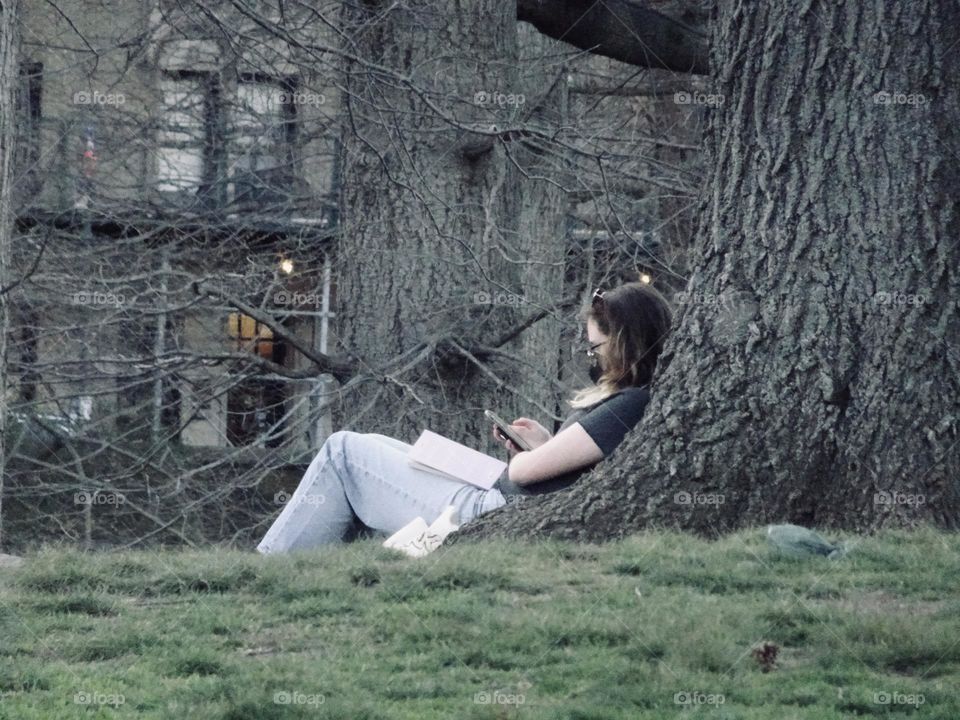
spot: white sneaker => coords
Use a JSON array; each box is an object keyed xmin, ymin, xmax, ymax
[
  {"xmin": 426, "ymin": 505, "xmax": 460, "ymax": 539},
  {"xmin": 382, "ymin": 516, "xmax": 429, "ymax": 556},
  {"xmin": 382, "ymin": 505, "xmax": 460, "ymax": 558}
]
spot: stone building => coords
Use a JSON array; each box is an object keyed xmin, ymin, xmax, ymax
[{"xmin": 9, "ymin": 0, "xmax": 342, "ymax": 460}]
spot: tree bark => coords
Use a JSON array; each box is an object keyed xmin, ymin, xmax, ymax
[
  {"xmin": 510, "ymin": 25, "xmax": 570, "ymax": 427},
  {"xmin": 452, "ymin": 0, "xmax": 960, "ymax": 543},
  {"xmin": 0, "ymin": 0, "xmax": 20, "ymax": 548},
  {"xmin": 336, "ymin": 0, "xmax": 565, "ymax": 446}
]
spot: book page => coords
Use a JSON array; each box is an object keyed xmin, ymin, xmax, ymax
[
  {"xmin": 407, "ymin": 459, "xmax": 460, "ymax": 483},
  {"xmin": 407, "ymin": 430, "xmax": 507, "ymax": 490}
]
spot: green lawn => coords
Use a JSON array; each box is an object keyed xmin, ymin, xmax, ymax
[{"xmin": 1, "ymin": 527, "xmax": 957, "ymax": 719}]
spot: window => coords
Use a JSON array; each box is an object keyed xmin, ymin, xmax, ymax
[
  {"xmin": 230, "ymin": 75, "xmax": 296, "ymax": 205},
  {"xmin": 15, "ymin": 61, "xmax": 43, "ymax": 199},
  {"xmin": 225, "ymin": 312, "xmax": 287, "ymax": 447},
  {"xmin": 227, "ymin": 312, "xmax": 275, "ymax": 359},
  {"xmin": 156, "ymin": 71, "xmax": 224, "ymax": 205},
  {"xmin": 15, "ymin": 307, "xmax": 40, "ymax": 403}
]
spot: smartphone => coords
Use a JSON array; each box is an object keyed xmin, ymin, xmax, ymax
[{"xmin": 484, "ymin": 409, "xmax": 533, "ymax": 452}]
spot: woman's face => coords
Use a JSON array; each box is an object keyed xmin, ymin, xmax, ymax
[{"xmin": 586, "ymin": 317, "xmax": 609, "ymax": 362}]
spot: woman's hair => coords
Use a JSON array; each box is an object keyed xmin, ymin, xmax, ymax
[{"xmin": 568, "ymin": 281, "xmax": 674, "ymax": 408}]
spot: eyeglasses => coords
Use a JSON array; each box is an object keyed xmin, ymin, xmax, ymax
[
  {"xmin": 586, "ymin": 340, "xmax": 606, "ymax": 359},
  {"xmin": 592, "ymin": 288, "xmax": 606, "ymax": 310}
]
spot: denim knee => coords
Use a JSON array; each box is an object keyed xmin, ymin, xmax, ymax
[{"xmin": 324, "ymin": 430, "xmax": 355, "ymax": 456}]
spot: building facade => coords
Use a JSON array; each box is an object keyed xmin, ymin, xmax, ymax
[{"xmin": 10, "ymin": 0, "xmax": 342, "ymax": 459}]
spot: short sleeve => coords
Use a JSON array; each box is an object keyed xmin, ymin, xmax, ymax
[{"xmin": 577, "ymin": 387, "xmax": 651, "ymax": 456}]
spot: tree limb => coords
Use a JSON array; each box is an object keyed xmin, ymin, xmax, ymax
[{"xmin": 517, "ymin": 0, "xmax": 709, "ymax": 75}]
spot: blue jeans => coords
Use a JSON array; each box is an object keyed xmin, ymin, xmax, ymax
[{"xmin": 256, "ymin": 431, "xmax": 508, "ymax": 554}]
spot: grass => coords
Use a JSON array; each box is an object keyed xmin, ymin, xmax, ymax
[{"xmin": 0, "ymin": 526, "xmax": 958, "ymax": 718}]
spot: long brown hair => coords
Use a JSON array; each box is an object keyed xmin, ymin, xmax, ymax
[{"xmin": 569, "ymin": 281, "xmax": 674, "ymax": 408}]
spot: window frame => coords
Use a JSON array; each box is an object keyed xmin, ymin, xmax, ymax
[{"xmin": 155, "ymin": 69, "xmax": 226, "ymax": 205}]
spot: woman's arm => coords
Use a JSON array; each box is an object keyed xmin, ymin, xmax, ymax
[{"xmin": 506, "ymin": 422, "xmax": 604, "ymax": 486}]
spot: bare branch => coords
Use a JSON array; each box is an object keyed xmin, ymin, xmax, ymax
[{"xmin": 517, "ymin": 0, "xmax": 709, "ymax": 74}]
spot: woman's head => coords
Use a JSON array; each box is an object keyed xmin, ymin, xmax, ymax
[{"xmin": 570, "ymin": 281, "xmax": 674, "ymax": 408}]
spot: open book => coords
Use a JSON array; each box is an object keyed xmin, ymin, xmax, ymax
[{"xmin": 407, "ymin": 430, "xmax": 507, "ymax": 490}]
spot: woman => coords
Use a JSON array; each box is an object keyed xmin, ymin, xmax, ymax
[{"xmin": 256, "ymin": 281, "xmax": 672, "ymax": 554}]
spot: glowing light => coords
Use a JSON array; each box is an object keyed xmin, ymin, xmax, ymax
[
  {"xmin": 639, "ymin": 273, "xmax": 652, "ymax": 284},
  {"xmin": 280, "ymin": 258, "xmax": 295, "ymax": 274}
]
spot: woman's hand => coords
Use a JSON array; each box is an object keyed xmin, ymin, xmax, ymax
[
  {"xmin": 492, "ymin": 417, "xmax": 553, "ymax": 455},
  {"xmin": 511, "ymin": 418, "xmax": 553, "ymax": 448},
  {"xmin": 492, "ymin": 425, "xmax": 522, "ymax": 456}
]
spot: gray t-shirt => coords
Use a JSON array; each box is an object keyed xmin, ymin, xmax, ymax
[{"xmin": 494, "ymin": 385, "xmax": 652, "ymax": 496}]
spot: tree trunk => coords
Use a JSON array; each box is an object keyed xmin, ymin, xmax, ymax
[
  {"xmin": 0, "ymin": 0, "xmax": 20, "ymax": 548},
  {"xmin": 336, "ymin": 1, "xmax": 565, "ymax": 446},
  {"xmin": 452, "ymin": 0, "xmax": 960, "ymax": 543},
  {"xmin": 510, "ymin": 24, "xmax": 570, "ymax": 426}
]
